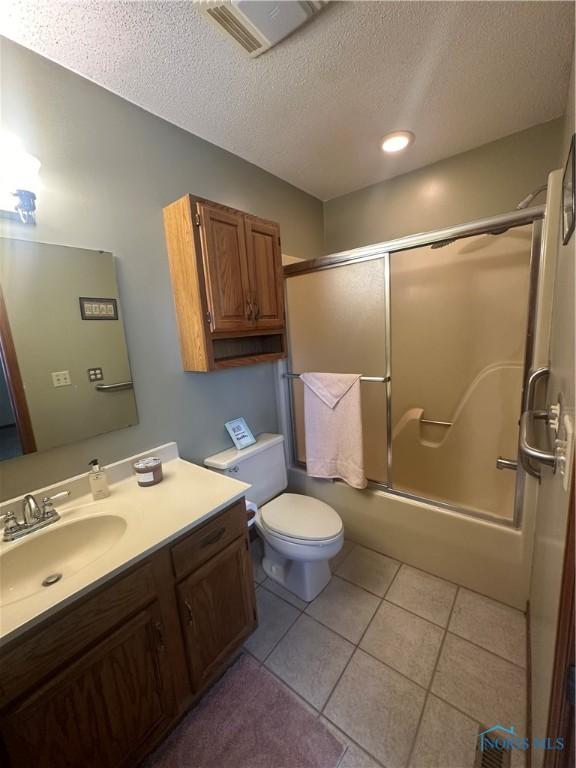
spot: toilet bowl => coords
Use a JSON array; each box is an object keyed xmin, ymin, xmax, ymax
[
  {"xmin": 204, "ymin": 433, "xmax": 344, "ymax": 602},
  {"xmin": 256, "ymin": 493, "xmax": 344, "ymax": 601}
]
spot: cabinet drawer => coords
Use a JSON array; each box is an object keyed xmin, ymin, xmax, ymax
[
  {"xmin": 0, "ymin": 560, "xmax": 157, "ymax": 707},
  {"xmin": 171, "ymin": 500, "xmax": 246, "ymax": 581}
]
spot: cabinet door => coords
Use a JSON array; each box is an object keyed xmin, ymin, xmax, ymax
[
  {"xmin": 1, "ymin": 604, "xmax": 173, "ymax": 768},
  {"xmin": 198, "ymin": 203, "xmax": 253, "ymax": 332},
  {"xmin": 244, "ymin": 216, "xmax": 285, "ymax": 329},
  {"xmin": 177, "ymin": 536, "xmax": 256, "ymax": 692}
]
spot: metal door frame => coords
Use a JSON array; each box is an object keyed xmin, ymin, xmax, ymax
[{"xmin": 283, "ymin": 206, "xmax": 545, "ymax": 529}]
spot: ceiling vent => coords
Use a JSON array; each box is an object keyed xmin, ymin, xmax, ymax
[{"xmin": 204, "ymin": 1, "xmax": 326, "ymax": 57}]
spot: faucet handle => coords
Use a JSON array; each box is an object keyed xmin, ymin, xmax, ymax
[
  {"xmin": 1, "ymin": 511, "xmax": 20, "ymax": 533},
  {"xmin": 41, "ymin": 490, "xmax": 70, "ymax": 518}
]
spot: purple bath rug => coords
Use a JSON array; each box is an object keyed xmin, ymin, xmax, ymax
[{"xmin": 144, "ymin": 653, "xmax": 345, "ymax": 768}]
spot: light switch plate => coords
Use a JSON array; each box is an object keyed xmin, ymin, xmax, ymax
[
  {"xmin": 51, "ymin": 370, "xmax": 71, "ymax": 387},
  {"xmin": 87, "ymin": 367, "xmax": 104, "ymax": 382},
  {"xmin": 561, "ymin": 414, "xmax": 574, "ymax": 492}
]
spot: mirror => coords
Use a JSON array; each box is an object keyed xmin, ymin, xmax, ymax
[{"xmin": 0, "ymin": 238, "xmax": 138, "ymax": 461}]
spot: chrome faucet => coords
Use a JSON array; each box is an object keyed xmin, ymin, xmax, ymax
[{"xmin": 1, "ymin": 490, "xmax": 70, "ymax": 542}]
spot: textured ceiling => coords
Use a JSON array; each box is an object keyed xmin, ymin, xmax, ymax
[{"xmin": 1, "ymin": 1, "xmax": 574, "ymax": 200}]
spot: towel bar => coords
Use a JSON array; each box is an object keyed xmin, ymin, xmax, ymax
[{"xmin": 284, "ymin": 373, "xmax": 389, "ymax": 383}]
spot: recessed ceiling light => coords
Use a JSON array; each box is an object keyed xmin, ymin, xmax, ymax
[{"xmin": 381, "ymin": 131, "xmax": 414, "ymax": 153}]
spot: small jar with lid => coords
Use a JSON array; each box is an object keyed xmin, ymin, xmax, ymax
[{"xmin": 133, "ymin": 457, "xmax": 163, "ymax": 487}]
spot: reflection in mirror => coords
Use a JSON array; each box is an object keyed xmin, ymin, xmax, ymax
[{"xmin": 0, "ymin": 239, "xmax": 138, "ymax": 461}]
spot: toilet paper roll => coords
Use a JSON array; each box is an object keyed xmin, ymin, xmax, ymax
[{"xmin": 245, "ymin": 500, "xmax": 258, "ymax": 527}]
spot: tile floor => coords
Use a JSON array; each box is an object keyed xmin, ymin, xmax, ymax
[{"xmin": 248, "ymin": 538, "xmax": 527, "ymax": 768}]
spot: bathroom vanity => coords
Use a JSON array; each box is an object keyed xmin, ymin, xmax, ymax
[{"xmin": 0, "ymin": 447, "xmax": 256, "ymax": 768}]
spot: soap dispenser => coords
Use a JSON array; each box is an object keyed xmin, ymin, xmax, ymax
[{"xmin": 88, "ymin": 458, "xmax": 110, "ymax": 500}]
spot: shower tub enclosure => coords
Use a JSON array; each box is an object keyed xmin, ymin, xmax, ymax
[{"xmin": 283, "ymin": 209, "xmax": 544, "ymax": 528}]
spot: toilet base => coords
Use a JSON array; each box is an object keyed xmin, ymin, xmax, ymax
[{"xmin": 261, "ymin": 539, "xmax": 332, "ymax": 602}]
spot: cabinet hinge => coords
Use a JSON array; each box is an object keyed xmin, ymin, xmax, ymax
[
  {"xmin": 194, "ymin": 213, "xmax": 201, "ymax": 226},
  {"xmin": 206, "ymin": 310, "xmax": 212, "ymax": 325}
]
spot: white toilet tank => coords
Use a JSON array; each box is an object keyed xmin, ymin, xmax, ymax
[{"xmin": 204, "ymin": 433, "xmax": 288, "ymax": 506}]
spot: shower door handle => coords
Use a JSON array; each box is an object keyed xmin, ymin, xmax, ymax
[
  {"xmin": 519, "ymin": 367, "xmax": 551, "ymax": 480},
  {"xmin": 519, "ymin": 410, "xmax": 557, "ymax": 470}
]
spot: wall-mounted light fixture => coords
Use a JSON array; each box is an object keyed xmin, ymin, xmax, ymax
[{"xmin": 0, "ymin": 132, "xmax": 41, "ymax": 224}]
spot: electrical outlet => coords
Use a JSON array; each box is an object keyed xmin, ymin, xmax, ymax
[{"xmin": 51, "ymin": 370, "xmax": 71, "ymax": 387}]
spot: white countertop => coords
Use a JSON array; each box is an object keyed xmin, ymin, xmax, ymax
[{"xmin": 0, "ymin": 453, "xmax": 249, "ymax": 646}]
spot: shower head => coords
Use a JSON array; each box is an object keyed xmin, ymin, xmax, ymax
[
  {"xmin": 430, "ymin": 227, "xmax": 510, "ymax": 250},
  {"xmin": 516, "ymin": 184, "xmax": 547, "ymax": 210},
  {"xmin": 430, "ymin": 239, "xmax": 455, "ymax": 249}
]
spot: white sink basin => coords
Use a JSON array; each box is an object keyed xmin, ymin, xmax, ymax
[{"xmin": 0, "ymin": 514, "xmax": 127, "ymax": 606}]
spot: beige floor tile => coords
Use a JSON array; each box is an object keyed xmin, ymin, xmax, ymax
[
  {"xmin": 321, "ymin": 717, "xmax": 383, "ymax": 768},
  {"xmin": 431, "ymin": 634, "xmax": 526, "ymax": 733},
  {"xmin": 266, "ymin": 614, "xmax": 354, "ymax": 709},
  {"xmin": 261, "ymin": 577, "xmax": 309, "ymax": 610},
  {"xmin": 339, "ymin": 742, "xmax": 383, "ymax": 768},
  {"xmin": 360, "ymin": 601, "xmax": 444, "ymax": 687},
  {"xmin": 331, "ymin": 539, "xmax": 355, "ymax": 571},
  {"xmin": 336, "ymin": 545, "xmax": 400, "ymax": 596},
  {"xmin": 244, "ymin": 587, "xmax": 299, "ymax": 661},
  {"xmin": 449, "ymin": 589, "xmax": 527, "ymax": 667},
  {"xmin": 324, "ymin": 650, "xmax": 426, "ymax": 768},
  {"xmin": 409, "ymin": 694, "xmax": 478, "ymax": 768},
  {"xmin": 386, "ymin": 566, "xmax": 457, "ymax": 627},
  {"xmin": 306, "ymin": 577, "xmax": 380, "ymax": 643},
  {"xmin": 250, "ymin": 538, "xmax": 266, "ymax": 583}
]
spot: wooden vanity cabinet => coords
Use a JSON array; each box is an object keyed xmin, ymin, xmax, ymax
[
  {"xmin": 163, "ymin": 195, "xmax": 286, "ymax": 371},
  {"xmin": 1, "ymin": 604, "xmax": 173, "ymax": 768},
  {"xmin": 0, "ymin": 499, "xmax": 256, "ymax": 768},
  {"xmin": 177, "ymin": 536, "xmax": 256, "ymax": 692}
]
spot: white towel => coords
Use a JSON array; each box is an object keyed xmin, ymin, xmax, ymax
[{"xmin": 300, "ymin": 372, "xmax": 367, "ymax": 490}]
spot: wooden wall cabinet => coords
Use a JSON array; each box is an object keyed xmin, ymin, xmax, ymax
[
  {"xmin": 0, "ymin": 500, "xmax": 256, "ymax": 768},
  {"xmin": 163, "ymin": 195, "xmax": 287, "ymax": 371}
]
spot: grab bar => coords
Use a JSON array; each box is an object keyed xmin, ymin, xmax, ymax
[
  {"xmin": 524, "ymin": 366, "xmax": 550, "ymax": 410},
  {"xmin": 519, "ymin": 366, "xmax": 550, "ymax": 479},
  {"xmin": 519, "ymin": 410, "xmax": 556, "ymax": 470},
  {"xmin": 284, "ymin": 373, "xmax": 389, "ymax": 383},
  {"xmin": 420, "ymin": 417, "xmax": 452, "ymax": 427},
  {"xmin": 95, "ymin": 381, "xmax": 134, "ymax": 392}
]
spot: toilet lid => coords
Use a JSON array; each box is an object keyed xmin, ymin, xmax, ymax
[{"xmin": 261, "ymin": 494, "xmax": 343, "ymax": 541}]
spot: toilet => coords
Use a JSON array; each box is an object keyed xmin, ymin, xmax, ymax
[{"xmin": 204, "ymin": 433, "xmax": 343, "ymax": 601}]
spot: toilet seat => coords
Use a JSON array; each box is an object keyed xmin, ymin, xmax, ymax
[{"xmin": 260, "ymin": 493, "xmax": 343, "ymax": 542}]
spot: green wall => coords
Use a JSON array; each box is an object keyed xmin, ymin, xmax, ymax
[
  {"xmin": 0, "ymin": 35, "xmax": 569, "ymax": 500},
  {"xmin": 0, "ymin": 38, "xmax": 323, "ymax": 499},
  {"xmin": 323, "ymin": 119, "xmax": 564, "ymax": 254}
]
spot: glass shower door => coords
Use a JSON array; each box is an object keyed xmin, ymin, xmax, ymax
[
  {"xmin": 389, "ymin": 225, "xmax": 533, "ymax": 520},
  {"xmin": 286, "ymin": 257, "xmax": 388, "ymax": 483}
]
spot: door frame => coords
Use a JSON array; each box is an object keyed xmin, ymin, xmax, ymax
[
  {"xmin": 0, "ymin": 286, "xmax": 36, "ymax": 454},
  {"xmin": 543, "ymin": 472, "xmax": 575, "ymax": 768}
]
